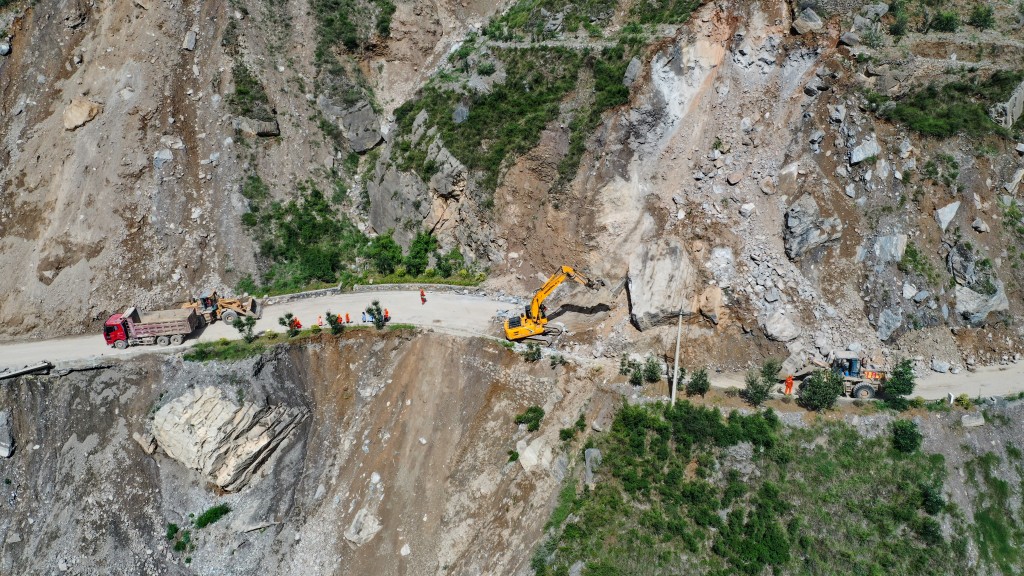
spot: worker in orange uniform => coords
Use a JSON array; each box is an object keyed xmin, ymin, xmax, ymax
[
  {"xmin": 317, "ymin": 315, "xmax": 323, "ymax": 326},
  {"xmin": 293, "ymin": 317, "xmax": 302, "ymax": 330},
  {"xmin": 337, "ymin": 313, "xmax": 343, "ymax": 324},
  {"xmin": 384, "ymin": 308, "xmax": 390, "ymax": 322},
  {"xmin": 420, "ymin": 288, "xmax": 426, "ymax": 305},
  {"xmin": 784, "ymin": 374, "xmax": 794, "ymax": 395},
  {"xmin": 345, "ymin": 313, "xmax": 351, "ymax": 324}
]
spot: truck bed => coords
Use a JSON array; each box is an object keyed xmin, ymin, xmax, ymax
[
  {"xmin": 126, "ymin": 307, "xmax": 200, "ymax": 338},
  {"xmin": 138, "ymin": 308, "xmax": 194, "ymax": 323}
]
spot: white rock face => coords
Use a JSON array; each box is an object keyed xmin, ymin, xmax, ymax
[
  {"xmin": 627, "ymin": 238, "xmax": 698, "ymax": 330},
  {"xmin": 850, "ymin": 137, "xmax": 881, "ymax": 164},
  {"xmin": 0, "ymin": 410, "xmax": 14, "ymax": 458},
  {"xmin": 152, "ymin": 386, "xmax": 306, "ymax": 491}
]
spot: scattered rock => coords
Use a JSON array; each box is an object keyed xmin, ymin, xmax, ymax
[
  {"xmin": 453, "ymin": 103, "xmax": 469, "ymax": 124},
  {"xmin": 62, "ymin": 98, "xmax": 102, "ymax": 130},
  {"xmin": 913, "ymin": 290, "xmax": 930, "ymax": 303},
  {"xmin": 1016, "ymin": 142, "xmax": 1024, "ymax": 154},
  {"xmin": 792, "ymin": 8, "xmax": 823, "ymax": 34},
  {"xmin": 829, "ymin": 104, "xmax": 847, "ymax": 123},
  {"xmin": 759, "ymin": 177, "xmax": 776, "ymax": 195},
  {"xmin": 0, "ymin": 410, "xmax": 13, "ymax": 458},
  {"xmin": 873, "ymin": 234, "xmax": 907, "ymax": 263},
  {"xmin": 777, "ymin": 162, "xmax": 799, "ymax": 195},
  {"xmin": 739, "ymin": 203, "xmax": 755, "ymax": 217},
  {"xmin": 764, "ymin": 287, "xmax": 780, "ymax": 303},
  {"xmin": 623, "ymin": 57, "xmax": 642, "ymax": 87},
  {"xmin": 961, "ymin": 413, "xmax": 985, "ymax": 428},
  {"xmin": 972, "ymin": 218, "xmax": 990, "ymax": 233},
  {"xmin": 876, "ymin": 308, "xmax": 902, "ymax": 341},
  {"xmin": 697, "ymin": 286, "xmax": 725, "ymax": 325},
  {"xmin": 931, "ymin": 359, "xmax": 950, "ymax": 373},
  {"xmin": 850, "ymin": 136, "xmax": 881, "ymax": 164},
  {"xmin": 761, "ymin": 310, "xmax": 800, "ymax": 342},
  {"xmin": 584, "ymin": 448, "xmax": 602, "ymax": 485},
  {"xmin": 784, "ymin": 194, "xmax": 843, "ymax": 260},
  {"xmin": 182, "ymin": 30, "xmax": 197, "ymax": 51},
  {"xmin": 344, "ymin": 509, "xmax": 382, "ymax": 546},
  {"xmin": 233, "ymin": 117, "xmax": 280, "ymax": 138},
  {"xmin": 317, "ymin": 97, "xmax": 381, "ymax": 152},
  {"xmin": 934, "ymin": 201, "xmax": 960, "ymax": 232},
  {"xmin": 152, "ymin": 386, "xmax": 306, "ymax": 491},
  {"xmin": 861, "ymin": 3, "xmax": 889, "ymax": 19},
  {"xmin": 0, "ymin": 42, "xmax": 10, "ymax": 57},
  {"xmin": 153, "ymin": 149, "xmax": 173, "ymax": 168},
  {"xmin": 839, "ymin": 32, "xmax": 860, "ymax": 47},
  {"xmin": 902, "ymin": 282, "xmax": 918, "ymax": 299},
  {"xmin": 955, "ymin": 282, "xmax": 1009, "ymax": 325},
  {"xmin": 400, "ymin": 543, "xmax": 411, "ymax": 556},
  {"xmin": 727, "ymin": 172, "xmax": 743, "ymax": 185},
  {"xmin": 132, "ymin": 431, "xmax": 156, "ymax": 455},
  {"xmin": 845, "ymin": 183, "xmax": 856, "ymax": 198}
]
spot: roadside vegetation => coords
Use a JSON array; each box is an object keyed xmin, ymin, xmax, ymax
[
  {"xmin": 236, "ymin": 175, "xmax": 483, "ymax": 295},
  {"xmin": 533, "ymin": 402, "xmax": 967, "ymax": 575}
]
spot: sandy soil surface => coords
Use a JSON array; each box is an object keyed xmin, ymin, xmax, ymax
[{"xmin": 0, "ymin": 290, "xmax": 511, "ymax": 370}]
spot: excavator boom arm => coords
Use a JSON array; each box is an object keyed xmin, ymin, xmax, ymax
[{"xmin": 528, "ymin": 266, "xmax": 594, "ymax": 320}]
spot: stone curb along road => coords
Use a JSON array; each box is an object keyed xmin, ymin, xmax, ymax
[
  {"xmin": 0, "ymin": 290, "xmax": 513, "ymax": 371},
  {"xmin": 1, "ymin": 289, "xmax": 1023, "ymax": 402}
]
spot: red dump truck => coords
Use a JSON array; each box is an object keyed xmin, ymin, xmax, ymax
[{"xmin": 103, "ymin": 307, "xmax": 200, "ymax": 349}]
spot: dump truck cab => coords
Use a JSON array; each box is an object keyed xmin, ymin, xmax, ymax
[{"xmin": 103, "ymin": 313, "xmax": 129, "ymax": 347}]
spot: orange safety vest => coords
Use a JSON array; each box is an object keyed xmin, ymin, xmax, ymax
[{"xmin": 345, "ymin": 313, "xmax": 351, "ymax": 323}]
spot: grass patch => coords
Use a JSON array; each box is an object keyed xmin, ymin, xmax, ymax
[
  {"xmin": 515, "ymin": 406, "xmax": 545, "ymax": 432},
  {"xmin": 899, "ymin": 242, "xmax": 942, "ymax": 286},
  {"xmin": 229, "ymin": 63, "xmax": 275, "ymax": 122},
  {"xmin": 534, "ymin": 402, "xmax": 968, "ymax": 575},
  {"xmin": 194, "ymin": 504, "xmax": 231, "ymax": 529},
  {"xmin": 876, "ymin": 71, "xmax": 1024, "ymax": 138},
  {"xmin": 484, "ymin": 0, "xmax": 620, "ymax": 40},
  {"xmin": 183, "ymin": 338, "xmax": 267, "ymax": 362},
  {"xmin": 966, "ymin": 452, "xmax": 1024, "ymax": 574}
]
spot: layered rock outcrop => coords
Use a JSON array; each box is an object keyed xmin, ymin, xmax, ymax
[{"xmin": 152, "ymin": 386, "xmax": 306, "ymax": 491}]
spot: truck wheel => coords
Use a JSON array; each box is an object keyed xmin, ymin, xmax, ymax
[
  {"xmin": 852, "ymin": 383, "xmax": 876, "ymax": 399},
  {"xmin": 114, "ymin": 340, "xmax": 128, "ymax": 350},
  {"xmin": 170, "ymin": 334, "xmax": 184, "ymax": 346},
  {"xmin": 221, "ymin": 310, "xmax": 238, "ymax": 324},
  {"xmin": 157, "ymin": 336, "xmax": 170, "ymax": 346}
]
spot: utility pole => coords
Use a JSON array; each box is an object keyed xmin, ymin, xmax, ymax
[{"xmin": 671, "ymin": 307, "xmax": 683, "ymax": 406}]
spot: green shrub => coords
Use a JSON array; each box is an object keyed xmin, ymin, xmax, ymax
[
  {"xmin": 231, "ymin": 315, "xmax": 257, "ymax": 343},
  {"xmin": 686, "ymin": 368, "xmax": 710, "ymax": 397},
  {"xmin": 365, "ymin": 300, "xmax": 385, "ymax": 329},
  {"xmin": 560, "ymin": 427, "xmax": 577, "ymax": 441},
  {"xmin": 173, "ymin": 529, "xmax": 191, "ymax": 552},
  {"xmin": 366, "ymin": 232, "xmax": 404, "ymax": 275},
  {"xmin": 744, "ymin": 367, "xmax": 772, "ymax": 407},
  {"xmin": 194, "ymin": 504, "xmax": 231, "ymax": 529},
  {"xmin": 643, "ymin": 356, "xmax": 662, "ymax": 383},
  {"xmin": 933, "ymin": 10, "xmax": 960, "ymax": 32},
  {"xmin": 166, "ymin": 523, "xmax": 180, "ymax": 540},
  {"xmin": 967, "ymin": 4, "xmax": 994, "ymax": 29},
  {"xmin": 892, "ymin": 419, "xmax": 923, "ymax": 453},
  {"xmin": 954, "ymin": 393, "xmax": 973, "ymax": 410},
  {"xmin": 325, "ymin": 310, "xmax": 345, "ymax": 335},
  {"xmin": 508, "ymin": 449, "xmax": 520, "ymax": 462},
  {"xmin": 523, "ymin": 342, "xmax": 542, "ymax": 362},
  {"xmin": 477, "ymin": 61, "xmax": 496, "ymax": 76},
  {"xmin": 434, "ymin": 247, "xmax": 465, "ymax": 278},
  {"xmin": 515, "ymin": 406, "xmax": 545, "ymax": 432},
  {"xmin": 799, "ymin": 370, "xmax": 844, "ymax": 411}
]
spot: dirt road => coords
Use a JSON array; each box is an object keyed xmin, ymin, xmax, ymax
[{"xmin": 0, "ymin": 290, "xmax": 513, "ymax": 371}]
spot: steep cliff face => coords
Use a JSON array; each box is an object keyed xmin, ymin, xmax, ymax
[{"xmin": 0, "ymin": 332, "xmax": 594, "ymax": 575}]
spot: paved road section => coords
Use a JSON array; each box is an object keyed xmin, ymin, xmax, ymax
[{"xmin": 0, "ymin": 290, "xmax": 513, "ymax": 371}]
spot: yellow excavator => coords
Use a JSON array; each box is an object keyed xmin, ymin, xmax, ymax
[{"xmin": 504, "ymin": 265, "xmax": 599, "ymax": 341}]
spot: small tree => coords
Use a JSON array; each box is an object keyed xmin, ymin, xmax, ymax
[
  {"xmin": 231, "ymin": 315, "xmax": 257, "ymax": 343},
  {"xmin": 523, "ymin": 342, "xmax": 542, "ymax": 362},
  {"xmin": 798, "ymin": 370, "xmax": 844, "ymax": 411},
  {"xmin": 933, "ymin": 10, "xmax": 960, "ymax": 32},
  {"xmin": 643, "ymin": 356, "xmax": 662, "ymax": 383},
  {"xmin": 366, "ymin": 232, "xmax": 404, "ymax": 276},
  {"xmin": 405, "ymin": 231, "xmax": 437, "ymax": 277},
  {"xmin": 744, "ymin": 368, "xmax": 773, "ymax": 407},
  {"xmin": 278, "ymin": 313, "xmax": 300, "ymax": 338},
  {"xmin": 365, "ymin": 300, "xmax": 386, "ymax": 330},
  {"xmin": 760, "ymin": 358, "xmax": 782, "ymax": 384},
  {"xmin": 886, "ymin": 358, "xmax": 916, "ymax": 397},
  {"xmin": 892, "ymin": 419, "xmax": 922, "ymax": 453},
  {"xmin": 434, "ymin": 247, "xmax": 465, "ymax": 278},
  {"xmin": 686, "ymin": 367, "xmax": 710, "ymax": 398},
  {"xmin": 324, "ymin": 310, "xmax": 344, "ymax": 335}
]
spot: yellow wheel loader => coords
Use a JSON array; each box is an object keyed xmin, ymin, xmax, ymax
[{"xmin": 180, "ymin": 291, "xmax": 262, "ymax": 325}]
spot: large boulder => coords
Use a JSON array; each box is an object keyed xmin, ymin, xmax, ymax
[
  {"xmin": 934, "ymin": 201, "xmax": 960, "ymax": 232},
  {"xmin": 955, "ymin": 283, "xmax": 1009, "ymax": 325},
  {"xmin": 761, "ymin": 310, "xmax": 801, "ymax": 341},
  {"xmin": 627, "ymin": 238, "xmax": 698, "ymax": 330},
  {"xmin": 63, "ymin": 98, "xmax": 102, "ymax": 130},
  {"xmin": 850, "ymin": 137, "xmax": 881, "ymax": 164},
  {"xmin": 876, "ymin": 308, "xmax": 902, "ymax": 341},
  {"xmin": 0, "ymin": 410, "xmax": 13, "ymax": 458},
  {"xmin": 152, "ymin": 386, "xmax": 306, "ymax": 491},
  {"xmin": 318, "ymin": 97, "xmax": 382, "ymax": 152},
  {"xmin": 784, "ymin": 194, "xmax": 842, "ymax": 260},
  {"xmin": 792, "ymin": 8, "xmax": 823, "ymax": 34}
]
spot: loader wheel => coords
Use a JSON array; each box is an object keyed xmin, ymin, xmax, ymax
[
  {"xmin": 114, "ymin": 340, "xmax": 128, "ymax": 350},
  {"xmin": 157, "ymin": 336, "xmax": 170, "ymax": 346},
  {"xmin": 221, "ymin": 310, "xmax": 239, "ymax": 324},
  {"xmin": 170, "ymin": 334, "xmax": 184, "ymax": 346},
  {"xmin": 852, "ymin": 383, "xmax": 876, "ymax": 399}
]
